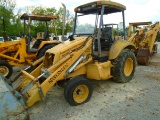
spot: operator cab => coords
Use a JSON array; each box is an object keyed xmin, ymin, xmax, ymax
[
  {"xmin": 20, "ymin": 13, "xmax": 59, "ymax": 52},
  {"xmin": 72, "ymin": 1, "xmax": 126, "ymax": 62}
]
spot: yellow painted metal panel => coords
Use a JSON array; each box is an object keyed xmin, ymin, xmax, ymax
[
  {"xmin": 87, "ymin": 61, "xmax": 113, "ymax": 80},
  {"xmin": 109, "ymin": 39, "xmax": 136, "ymax": 60}
]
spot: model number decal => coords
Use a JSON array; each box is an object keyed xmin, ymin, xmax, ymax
[{"xmin": 48, "ymin": 63, "xmax": 68, "ymax": 84}]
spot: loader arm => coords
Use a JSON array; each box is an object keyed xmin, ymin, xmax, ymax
[{"xmin": 13, "ymin": 37, "xmax": 93, "ymax": 107}]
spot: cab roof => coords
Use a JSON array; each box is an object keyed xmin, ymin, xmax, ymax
[
  {"xmin": 74, "ymin": 0, "xmax": 126, "ymax": 14},
  {"xmin": 129, "ymin": 22, "xmax": 152, "ymax": 26},
  {"xmin": 104, "ymin": 23, "xmax": 118, "ymax": 26},
  {"xmin": 20, "ymin": 13, "xmax": 59, "ymax": 21}
]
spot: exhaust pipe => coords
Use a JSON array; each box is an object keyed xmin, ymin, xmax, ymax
[{"xmin": 61, "ymin": 3, "xmax": 66, "ymax": 42}]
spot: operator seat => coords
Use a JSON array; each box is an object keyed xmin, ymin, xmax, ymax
[
  {"xmin": 101, "ymin": 27, "xmax": 113, "ymax": 50},
  {"xmin": 32, "ymin": 29, "xmax": 50, "ymax": 49},
  {"xmin": 93, "ymin": 27, "xmax": 113, "ymax": 62},
  {"xmin": 26, "ymin": 34, "xmax": 38, "ymax": 53}
]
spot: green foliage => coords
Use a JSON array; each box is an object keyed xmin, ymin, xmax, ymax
[
  {"xmin": 0, "ymin": 4, "xmax": 74, "ymax": 38},
  {"xmin": 0, "ymin": 0, "xmax": 17, "ymax": 36},
  {"xmin": 113, "ymin": 28, "xmax": 118, "ymax": 36},
  {"xmin": 55, "ymin": 7, "xmax": 74, "ymax": 35},
  {"xmin": 0, "ymin": 6, "xmax": 14, "ymax": 36},
  {"xmin": 30, "ymin": 6, "xmax": 74, "ymax": 36}
]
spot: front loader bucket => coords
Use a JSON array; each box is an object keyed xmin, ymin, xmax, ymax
[{"xmin": 0, "ymin": 75, "xmax": 29, "ymax": 120}]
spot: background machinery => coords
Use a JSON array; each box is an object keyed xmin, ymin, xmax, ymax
[
  {"xmin": 127, "ymin": 22, "xmax": 159, "ymax": 65},
  {"xmin": 127, "ymin": 22, "xmax": 152, "ymax": 40},
  {"xmin": 0, "ymin": 14, "xmax": 60, "ymax": 78},
  {"xmin": 0, "ymin": 1, "xmax": 137, "ymax": 119}
]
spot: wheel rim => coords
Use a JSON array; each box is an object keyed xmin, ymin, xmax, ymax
[
  {"xmin": 124, "ymin": 58, "xmax": 133, "ymax": 76},
  {"xmin": 0, "ymin": 66, "xmax": 9, "ymax": 77},
  {"xmin": 73, "ymin": 85, "xmax": 89, "ymax": 103}
]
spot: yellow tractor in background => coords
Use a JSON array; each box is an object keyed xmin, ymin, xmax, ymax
[
  {"xmin": 0, "ymin": 17, "xmax": 13, "ymax": 78},
  {"xmin": 0, "ymin": 1, "xmax": 137, "ymax": 119},
  {"xmin": 127, "ymin": 22, "xmax": 159, "ymax": 65},
  {"xmin": 127, "ymin": 22, "xmax": 152, "ymax": 40},
  {"xmin": 0, "ymin": 13, "xmax": 60, "ymax": 78}
]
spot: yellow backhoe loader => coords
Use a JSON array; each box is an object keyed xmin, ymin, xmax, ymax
[
  {"xmin": 0, "ymin": 1, "xmax": 137, "ymax": 119},
  {"xmin": 127, "ymin": 22, "xmax": 152, "ymax": 40},
  {"xmin": 127, "ymin": 22, "xmax": 159, "ymax": 65},
  {"xmin": 0, "ymin": 14, "xmax": 61, "ymax": 78}
]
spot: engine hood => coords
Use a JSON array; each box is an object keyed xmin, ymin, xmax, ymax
[{"xmin": 46, "ymin": 37, "xmax": 88, "ymax": 64}]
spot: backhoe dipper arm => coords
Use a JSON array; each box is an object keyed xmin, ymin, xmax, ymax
[
  {"xmin": 128, "ymin": 22, "xmax": 159, "ymax": 51},
  {"xmin": 128, "ymin": 28, "xmax": 145, "ymax": 48},
  {"xmin": 139, "ymin": 22, "xmax": 159, "ymax": 53}
]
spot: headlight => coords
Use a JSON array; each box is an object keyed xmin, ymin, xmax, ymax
[
  {"xmin": 92, "ymin": 4, "xmax": 96, "ymax": 8},
  {"xmin": 78, "ymin": 8, "xmax": 81, "ymax": 11}
]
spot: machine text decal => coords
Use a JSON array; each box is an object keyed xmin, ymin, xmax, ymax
[{"xmin": 48, "ymin": 63, "xmax": 68, "ymax": 84}]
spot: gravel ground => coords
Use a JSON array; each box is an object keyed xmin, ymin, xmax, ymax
[{"xmin": 12, "ymin": 42, "xmax": 160, "ymax": 120}]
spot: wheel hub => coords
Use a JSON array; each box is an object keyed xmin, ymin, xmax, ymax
[
  {"xmin": 124, "ymin": 58, "xmax": 133, "ymax": 76},
  {"xmin": 76, "ymin": 89, "xmax": 81, "ymax": 95},
  {"xmin": 73, "ymin": 85, "xmax": 89, "ymax": 103},
  {"xmin": 0, "ymin": 66, "xmax": 9, "ymax": 76}
]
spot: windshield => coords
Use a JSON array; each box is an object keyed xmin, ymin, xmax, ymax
[
  {"xmin": 0, "ymin": 37, "xmax": 4, "ymax": 42},
  {"xmin": 75, "ymin": 13, "xmax": 97, "ymax": 35}
]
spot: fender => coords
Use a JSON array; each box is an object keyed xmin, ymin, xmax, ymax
[{"xmin": 108, "ymin": 39, "xmax": 136, "ymax": 60}]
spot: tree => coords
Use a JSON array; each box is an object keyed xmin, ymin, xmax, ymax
[
  {"xmin": 26, "ymin": 5, "xmax": 74, "ymax": 36},
  {"xmin": 0, "ymin": 2, "xmax": 74, "ymax": 38},
  {"xmin": 65, "ymin": 10, "xmax": 74, "ymax": 35},
  {"xmin": 55, "ymin": 7, "xmax": 74, "ymax": 35},
  {"xmin": 0, "ymin": 0, "xmax": 19, "ymax": 37},
  {"xmin": 0, "ymin": 6, "xmax": 14, "ymax": 36}
]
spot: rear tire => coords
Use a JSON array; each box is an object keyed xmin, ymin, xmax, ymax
[
  {"xmin": 0, "ymin": 61, "xmax": 13, "ymax": 79},
  {"xmin": 37, "ymin": 44, "xmax": 55, "ymax": 59},
  {"xmin": 111, "ymin": 49, "xmax": 136, "ymax": 83},
  {"xmin": 64, "ymin": 76, "xmax": 93, "ymax": 106}
]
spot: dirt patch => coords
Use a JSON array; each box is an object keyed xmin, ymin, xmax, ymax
[
  {"xmin": 145, "ymin": 71, "xmax": 160, "ymax": 80},
  {"xmin": 150, "ymin": 61, "xmax": 160, "ymax": 66}
]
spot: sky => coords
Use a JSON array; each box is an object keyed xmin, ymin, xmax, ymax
[{"xmin": 15, "ymin": 0, "xmax": 160, "ymax": 26}]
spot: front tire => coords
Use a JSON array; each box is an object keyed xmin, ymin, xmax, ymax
[
  {"xmin": 0, "ymin": 61, "xmax": 13, "ymax": 79},
  {"xmin": 64, "ymin": 76, "xmax": 93, "ymax": 106},
  {"xmin": 111, "ymin": 49, "xmax": 136, "ymax": 83}
]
